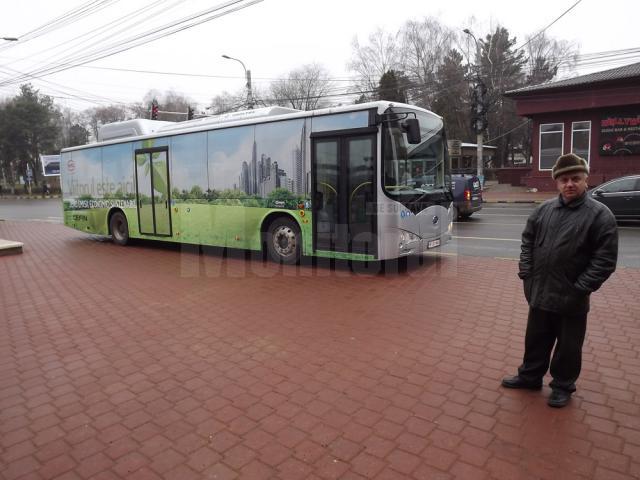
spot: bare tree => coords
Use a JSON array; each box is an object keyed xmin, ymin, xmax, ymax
[
  {"xmin": 348, "ymin": 28, "xmax": 400, "ymax": 101},
  {"xmin": 269, "ymin": 64, "xmax": 334, "ymax": 111},
  {"xmin": 127, "ymin": 102, "xmax": 148, "ymax": 119},
  {"xmin": 84, "ymin": 105, "xmax": 128, "ymax": 141},
  {"xmin": 208, "ymin": 87, "xmax": 258, "ymax": 114},
  {"xmin": 209, "ymin": 91, "xmax": 241, "ymax": 114},
  {"xmin": 57, "ymin": 108, "xmax": 89, "ymax": 147},
  {"xmin": 398, "ymin": 17, "xmax": 455, "ymax": 108},
  {"xmin": 141, "ymin": 89, "xmax": 193, "ymax": 121},
  {"xmin": 523, "ymin": 32, "xmax": 579, "ymax": 85}
]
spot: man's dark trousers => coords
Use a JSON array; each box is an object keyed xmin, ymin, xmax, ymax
[{"xmin": 517, "ymin": 307, "xmax": 588, "ymax": 392}]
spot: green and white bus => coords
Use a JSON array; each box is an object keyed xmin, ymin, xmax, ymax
[{"xmin": 61, "ymin": 101, "xmax": 453, "ymax": 263}]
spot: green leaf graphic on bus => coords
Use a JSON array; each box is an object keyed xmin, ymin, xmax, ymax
[{"xmin": 152, "ymin": 153, "xmax": 167, "ymax": 194}]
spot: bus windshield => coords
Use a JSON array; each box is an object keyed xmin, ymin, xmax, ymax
[{"xmin": 382, "ymin": 107, "xmax": 448, "ymax": 199}]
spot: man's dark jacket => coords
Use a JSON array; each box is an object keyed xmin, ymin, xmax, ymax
[{"xmin": 518, "ymin": 193, "xmax": 618, "ymax": 315}]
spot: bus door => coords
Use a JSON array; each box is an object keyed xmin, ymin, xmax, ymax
[
  {"xmin": 312, "ymin": 133, "xmax": 377, "ymax": 256},
  {"xmin": 134, "ymin": 147, "xmax": 172, "ymax": 237}
]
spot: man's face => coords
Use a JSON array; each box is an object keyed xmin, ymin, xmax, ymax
[{"xmin": 556, "ymin": 172, "xmax": 588, "ymax": 202}]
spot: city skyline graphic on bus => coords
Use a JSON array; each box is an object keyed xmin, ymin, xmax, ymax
[{"xmin": 238, "ymin": 121, "xmax": 307, "ymax": 199}]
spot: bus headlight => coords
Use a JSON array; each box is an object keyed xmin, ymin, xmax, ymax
[
  {"xmin": 399, "ymin": 231, "xmax": 407, "ymax": 248},
  {"xmin": 399, "ymin": 231, "xmax": 418, "ymax": 250}
]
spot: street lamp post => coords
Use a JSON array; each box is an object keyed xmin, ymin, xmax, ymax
[
  {"xmin": 463, "ymin": 28, "xmax": 486, "ymax": 184},
  {"xmin": 222, "ymin": 54, "xmax": 254, "ymax": 109}
]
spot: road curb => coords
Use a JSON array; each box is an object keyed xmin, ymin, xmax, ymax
[
  {"xmin": 483, "ymin": 200, "xmax": 545, "ymax": 204},
  {"xmin": 0, "ymin": 239, "xmax": 23, "ymax": 255},
  {"xmin": 0, "ymin": 195, "xmax": 61, "ymax": 200}
]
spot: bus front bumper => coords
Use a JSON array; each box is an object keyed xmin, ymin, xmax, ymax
[{"xmin": 397, "ymin": 233, "xmax": 452, "ymax": 256}]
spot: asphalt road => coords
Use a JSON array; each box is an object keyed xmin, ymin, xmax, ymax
[
  {"xmin": 436, "ymin": 203, "xmax": 640, "ymax": 268},
  {"xmin": 0, "ymin": 198, "xmax": 63, "ymax": 223},
  {"xmin": 1, "ymin": 199, "xmax": 639, "ymax": 267}
]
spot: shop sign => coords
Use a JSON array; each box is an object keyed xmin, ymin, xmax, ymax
[{"xmin": 600, "ymin": 115, "xmax": 640, "ymax": 155}]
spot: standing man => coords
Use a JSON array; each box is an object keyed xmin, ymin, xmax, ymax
[{"xmin": 502, "ymin": 153, "xmax": 618, "ymax": 407}]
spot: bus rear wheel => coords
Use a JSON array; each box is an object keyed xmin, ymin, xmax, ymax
[
  {"xmin": 266, "ymin": 217, "xmax": 301, "ymax": 265},
  {"xmin": 110, "ymin": 211, "xmax": 129, "ymax": 246}
]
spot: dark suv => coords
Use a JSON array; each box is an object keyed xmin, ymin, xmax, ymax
[{"xmin": 450, "ymin": 174, "xmax": 483, "ymax": 219}]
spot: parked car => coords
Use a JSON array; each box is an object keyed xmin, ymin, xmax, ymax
[
  {"xmin": 590, "ymin": 175, "xmax": 640, "ymax": 220},
  {"xmin": 450, "ymin": 174, "xmax": 483, "ymax": 219}
]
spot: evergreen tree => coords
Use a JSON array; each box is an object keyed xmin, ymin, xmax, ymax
[
  {"xmin": 432, "ymin": 49, "xmax": 472, "ymax": 142},
  {"xmin": 354, "ymin": 94, "xmax": 368, "ymax": 105},
  {"xmin": 67, "ymin": 124, "xmax": 90, "ymax": 147},
  {"xmin": 477, "ymin": 27, "xmax": 527, "ymax": 167},
  {"xmin": 377, "ymin": 70, "xmax": 409, "ymax": 103},
  {"xmin": 0, "ymin": 84, "xmax": 61, "ymax": 189}
]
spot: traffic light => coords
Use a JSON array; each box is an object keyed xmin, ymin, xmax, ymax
[
  {"xmin": 151, "ymin": 99, "xmax": 159, "ymax": 120},
  {"xmin": 187, "ymin": 106, "xmax": 194, "ymax": 120},
  {"xmin": 471, "ymin": 115, "xmax": 487, "ymax": 134},
  {"xmin": 470, "ymin": 80, "xmax": 487, "ymax": 134}
]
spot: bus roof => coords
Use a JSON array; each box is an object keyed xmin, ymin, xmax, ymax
[{"xmin": 62, "ymin": 101, "xmax": 438, "ymax": 152}]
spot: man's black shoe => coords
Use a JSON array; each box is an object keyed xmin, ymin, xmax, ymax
[
  {"xmin": 548, "ymin": 389, "xmax": 572, "ymax": 408},
  {"xmin": 501, "ymin": 375, "xmax": 542, "ymax": 390}
]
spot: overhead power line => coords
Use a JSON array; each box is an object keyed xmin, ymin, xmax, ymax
[
  {"xmin": 0, "ymin": 64, "xmax": 123, "ymax": 106},
  {"xmin": 0, "ymin": 0, "xmax": 264, "ymax": 88},
  {"xmin": 485, "ymin": 120, "xmax": 531, "ymax": 145},
  {"xmin": 515, "ymin": 0, "xmax": 584, "ymax": 51},
  {"xmin": 0, "ymin": 0, "xmax": 121, "ymax": 53},
  {"xmin": 11, "ymin": 0, "xmax": 183, "ymax": 67},
  {"xmin": 3, "ymin": 42, "xmax": 631, "ymax": 90},
  {"xmin": 81, "ymin": 65, "xmax": 359, "ymax": 82}
]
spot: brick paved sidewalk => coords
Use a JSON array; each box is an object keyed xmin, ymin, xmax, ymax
[{"xmin": 1, "ymin": 222, "xmax": 639, "ymax": 480}]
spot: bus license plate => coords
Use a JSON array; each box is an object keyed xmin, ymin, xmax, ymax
[{"xmin": 427, "ymin": 239, "xmax": 440, "ymax": 249}]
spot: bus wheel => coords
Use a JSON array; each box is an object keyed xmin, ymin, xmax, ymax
[
  {"xmin": 110, "ymin": 211, "xmax": 129, "ymax": 246},
  {"xmin": 267, "ymin": 217, "xmax": 301, "ymax": 264}
]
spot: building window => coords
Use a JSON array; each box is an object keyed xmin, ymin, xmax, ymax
[
  {"xmin": 571, "ymin": 121, "xmax": 591, "ymax": 163},
  {"xmin": 539, "ymin": 123, "xmax": 564, "ymax": 170}
]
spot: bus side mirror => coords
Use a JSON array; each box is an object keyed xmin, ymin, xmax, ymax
[{"xmin": 402, "ymin": 118, "xmax": 421, "ymax": 144}]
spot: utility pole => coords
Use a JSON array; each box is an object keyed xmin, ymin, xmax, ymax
[
  {"xmin": 245, "ymin": 69, "xmax": 253, "ymax": 110},
  {"xmin": 473, "ymin": 80, "xmax": 487, "ymax": 181},
  {"xmin": 25, "ymin": 164, "xmax": 33, "ymax": 196},
  {"xmin": 222, "ymin": 54, "xmax": 254, "ymax": 109},
  {"xmin": 463, "ymin": 29, "xmax": 487, "ymax": 185}
]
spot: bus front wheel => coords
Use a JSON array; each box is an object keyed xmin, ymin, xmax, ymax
[
  {"xmin": 110, "ymin": 211, "xmax": 129, "ymax": 246},
  {"xmin": 266, "ymin": 217, "xmax": 301, "ymax": 265}
]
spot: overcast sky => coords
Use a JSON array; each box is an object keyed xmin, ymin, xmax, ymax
[{"xmin": 1, "ymin": 0, "xmax": 638, "ymax": 112}]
